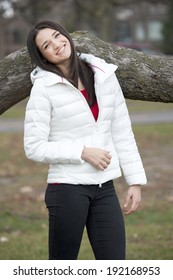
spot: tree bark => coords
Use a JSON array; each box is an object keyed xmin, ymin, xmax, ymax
[{"xmin": 0, "ymin": 31, "xmax": 173, "ymax": 115}]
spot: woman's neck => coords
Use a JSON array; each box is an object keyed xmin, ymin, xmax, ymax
[
  {"xmin": 56, "ymin": 61, "xmax": 70, "ymax": 78},
  {"xmin": 78, "ymin": 78, "xmax": 85, "ymax": 91}
]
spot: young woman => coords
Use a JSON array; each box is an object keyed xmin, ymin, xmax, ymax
[{"xmin": 24, "ymin": 20, "xmax": 147, "ymax": 260}]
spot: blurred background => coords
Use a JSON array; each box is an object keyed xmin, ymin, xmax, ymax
[
  {"xmin": 0, "ymin": 0, "xmax": 173, "ymax": 260},
  {"xmin": 0, "ymin": 0, "xmax": 173, "ymax": 59}
]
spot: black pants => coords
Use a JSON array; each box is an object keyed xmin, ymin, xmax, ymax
[{"xmin": 45, "ymin": 180, "xmax": 126, "ymax": 260}]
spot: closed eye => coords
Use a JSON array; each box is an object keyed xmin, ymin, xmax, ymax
[
  {"xmin": 55, "ymin": 32, "xmax": 60, "ymax": 38},
  {"xmin": 44, "ymin": 43, "xmax": 49, "ymax": 50}
]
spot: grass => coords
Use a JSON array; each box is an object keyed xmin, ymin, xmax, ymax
[
  {"xmin": 0, "ymin": 212, "xmax": 48, "ymax": 260},
  {"xmin": 1, "ymin": 197, "xmax": 173, "ymax": 260},
  {"xmin": 125, "ymin": 205, "xmax": 173, "ymax": 260},
  {"xmin": 0, "ymin": 103, "xmax": 173, "ymax": 259},
  {"xmin": 126, "ymin": 99, "xmax": 173, "ymax": 113},
  {"xmin": 1, "ymin": 100, "xmax": 27, "ymax": 119}
]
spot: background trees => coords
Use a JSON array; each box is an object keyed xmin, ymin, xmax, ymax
[
  {"xmin": 161, "ymin": 0, "xmax": 173, "ymax": 55},
  {"xmin": 0, "ymin": 0, "xmax": 173, "ymax": 55}
]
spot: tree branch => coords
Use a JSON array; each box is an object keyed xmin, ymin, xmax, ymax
[{"xmin": 0, "ymin": 31, "xmax": 173, "ymax": 115}]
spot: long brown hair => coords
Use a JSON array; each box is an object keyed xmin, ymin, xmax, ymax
[{"xmin": 27, "ymin": 20, "xmax": 96, "ymax": 106}]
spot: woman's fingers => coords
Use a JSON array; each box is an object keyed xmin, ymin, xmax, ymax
[
  {"xmin": 97, "ymin": 151, "xmax": 111, "ymax": 170},
  {"xmin": 123, "ymin": 186, "xmax": 141, "ymax": 215},
  {"xmin": 81, "ymin": 147, "xmax": 112, "ymax": 170}
]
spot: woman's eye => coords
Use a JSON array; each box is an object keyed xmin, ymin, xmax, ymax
[
  {"xmin": 44, "ymin": 43, "xmax": 49, "ymax": 50},
  {"xmin": 55, "ymin": 33, "xmax": 60, "ymax": 38}
]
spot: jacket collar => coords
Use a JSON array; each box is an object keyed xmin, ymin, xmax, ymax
[
  {"xmin": 31, "ymin": 67, "xmax": 70, "ymax": 87},
  {"xmin": 79, "ymin": 53, "xmax": 117, "ymax": 84},
  {"xmin": 43, "ymin": 71, "xmax": 69, "ymax": 87},
  {"xmin": 31, "ymin": 53, "xmax": 117, "ymax": 87}
]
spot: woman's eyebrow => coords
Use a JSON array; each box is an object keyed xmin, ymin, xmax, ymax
[{"xmin": 52, "ymin": 30, "xmax": 57, "ymax": 37}]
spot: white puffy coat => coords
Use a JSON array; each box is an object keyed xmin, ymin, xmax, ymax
[{"xmin": 24, "ymin": 53, "xmax": 147, "ymax": 186}]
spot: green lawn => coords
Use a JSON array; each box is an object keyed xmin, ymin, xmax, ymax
[
  {"xmin": 126, "ymin": 99, "xmax": 173, "ymax": 113},
  {"xmin": 1, "ymin": 204, "xmax": 172, "ymax": 260},
  {"xmin": 1, "ymin": 99, "xmax": 27, "ymax": 119}
]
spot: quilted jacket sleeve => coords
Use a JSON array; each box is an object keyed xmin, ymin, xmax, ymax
[
  {"xmin": 24, "ymin": 85, "xmax": 84, "ymax": 165},
  {"xmin": 111, "ymin": 76, "xmax": 147, "ymax": 186}
]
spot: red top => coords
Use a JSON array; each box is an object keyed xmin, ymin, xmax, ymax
[{"xmin": 80, "ymin": 89, "xmax": 99, "ymax": 121}]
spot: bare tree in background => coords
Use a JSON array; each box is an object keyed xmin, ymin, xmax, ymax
[{"xmin": 0, "ymin": 0, "xmax": 171, "ymax": 38}]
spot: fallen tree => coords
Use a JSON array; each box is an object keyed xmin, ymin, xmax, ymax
[{"xmin": 0, "ymin": 31, "xmax": 173, "ymax": 115}]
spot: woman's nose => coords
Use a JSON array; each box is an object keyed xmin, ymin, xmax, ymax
[
  {"xmin": 52, "ymin": 37, "xmax": 60, "ymax": 50},
  {"xmin": 53, "ymin": 43, "xmax": 57, "ymax": 50}
]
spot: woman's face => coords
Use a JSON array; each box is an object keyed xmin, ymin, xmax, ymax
[{"xmin": 35, "ymin": 28, "xmax": 72, "ymax": 71}]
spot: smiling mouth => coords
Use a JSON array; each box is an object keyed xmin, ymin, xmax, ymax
[{"xmin": 56, "ymin": 44, "xmax": 66, "ymax": 55}]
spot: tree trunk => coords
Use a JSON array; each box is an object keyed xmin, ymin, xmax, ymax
[{"xmin": 0, "ymin": 31, "xmax": 173, "ymax": 115}]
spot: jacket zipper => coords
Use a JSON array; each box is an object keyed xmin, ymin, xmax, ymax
[
  {"xmin": 68, "ymin": 83, "xmax": 101, "ymax": 124},
  {"xmin": 69, "ymin": 84, "xmax": 103, "ymax": 187},
  {"xmin": 77, "ymin": 86, "xmax": 104, "ymax": 188}
]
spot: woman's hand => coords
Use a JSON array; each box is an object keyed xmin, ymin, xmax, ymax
[
  {"xmin": 123, "ymin": 185, "xmax": 141, "ymax": 215},
  {"xmin": 81, "ymin": 147, "xmax": 112, "ymax": 171}
]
